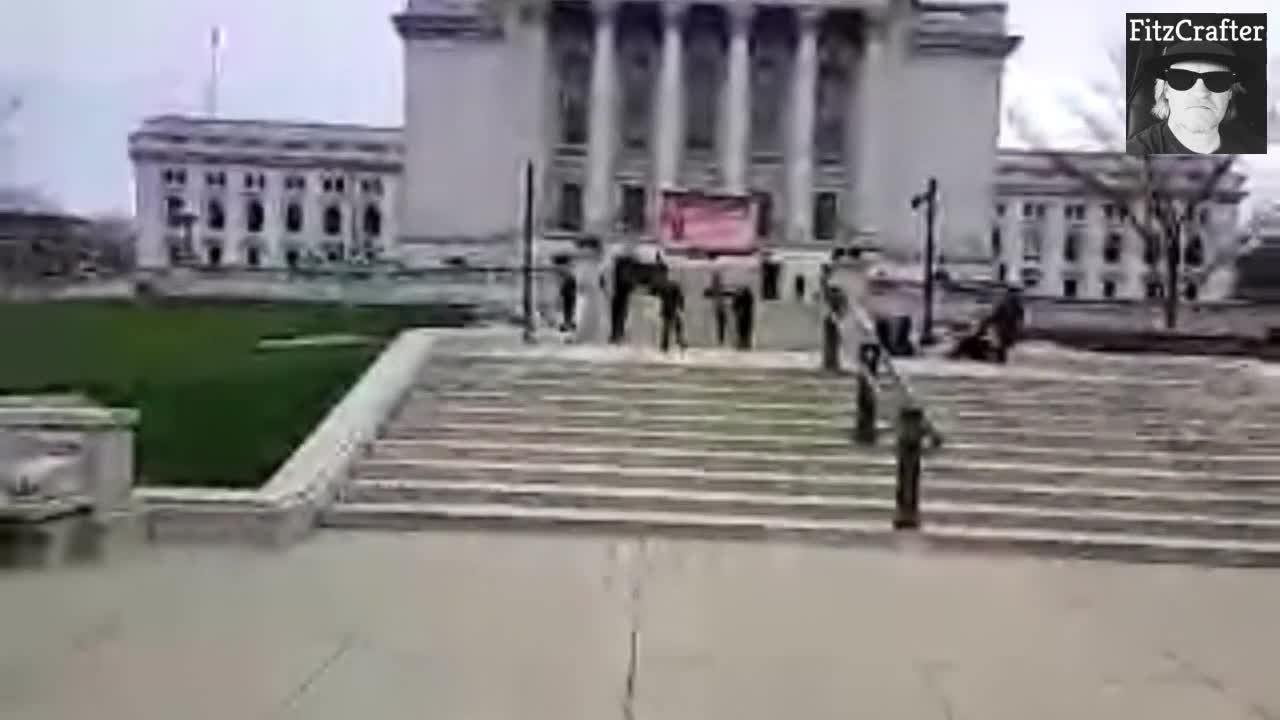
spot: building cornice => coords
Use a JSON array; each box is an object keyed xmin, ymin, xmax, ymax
[
  {"xmin": 393, "ymin": 11, "xmax": 504, "ymax": 41},
  {"xmin": 912, "ymin": 30, "xmax": 1022, "ymax": 58},
  {"xmin": 129, "ymin": 149, "xmax": 402, "ymax": 174}
]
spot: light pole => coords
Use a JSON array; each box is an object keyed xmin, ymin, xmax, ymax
[
  {"xmin": 910, "ymin": 177, "xmax": 938, "ymax": 347},
  {"xmin": 522, "ymin": 161, "xmax": 536, "ymax": 344}
]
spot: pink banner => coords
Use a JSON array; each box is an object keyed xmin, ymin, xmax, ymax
[{"xmin": 658, "ymin": 191, "xmax": 757, "ymax": 255}]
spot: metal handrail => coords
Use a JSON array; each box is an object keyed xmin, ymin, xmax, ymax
[{"xmin": 842, "ymin": 304, "xmax": 945, "ymax": 449}]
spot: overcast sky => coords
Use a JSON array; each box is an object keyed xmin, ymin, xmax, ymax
[{"xmin": 0, "ymin": 0, "xmax": 1275, "ymax": 216}]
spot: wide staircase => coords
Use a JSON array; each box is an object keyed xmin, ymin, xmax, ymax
[{"xmin": 323, "ymin": 336, "xmax": 1280, "ymax": 566}]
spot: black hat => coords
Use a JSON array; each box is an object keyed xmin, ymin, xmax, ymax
[{"xmin": 1141, "ymin": 41, "xmax": 1253, "ymax": 78}]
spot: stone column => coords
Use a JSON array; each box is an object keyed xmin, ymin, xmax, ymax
[
  {"xmin": 786, "ymin": 6, "xmax": 822, "ymax": 244},
  {"xmin": 585, "ymin": 0, "xmax": 620, "ymax": 235},
  {"xmin": 652, "ymin": 1, "xmax": 687, "ymax": 226},
  {"xmin": 852, "ymin": 13, "xmax": 886, "ymax": 237},
  {"xmin": 721, "ymin": 3, "xmax": 755, "ymax": 195}
]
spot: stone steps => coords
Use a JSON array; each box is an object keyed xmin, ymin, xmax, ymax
[
  {"xmin": 390, "ymin": 406, "xmax": 1280, "ymax": 453},
  {"xmin": 328, "ymin": 342, "xmax": 1280, "ymax": 566},
  {"xmin": 390, "ymin": 422, "xmax": 1280, "ymax": 475},
  {"xmin": 356, "ymin": 440, "xmax": 1280, "ymax": 495},
  {"xmin": 319, "ymin": 501, "xmax": 1280, "ymax": 567},
  {"xmin": 343, "ymin": 459, "xmax": 1280, "ymax": 518}
]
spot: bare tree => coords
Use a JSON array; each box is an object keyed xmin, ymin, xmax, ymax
[{"xmin": 1008, "ymin": 45, "xmax": 1247, "ymax": 331}]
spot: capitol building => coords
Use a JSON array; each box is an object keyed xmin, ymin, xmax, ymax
[{"xmin": 128, "ymin": 0, "xmax": 1246, "ymax": 302}]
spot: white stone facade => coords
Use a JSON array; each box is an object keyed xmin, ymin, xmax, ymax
[
  {"xmin": 129, "ymin": 116, "xmax": 402, "ymax": 271},
  {"xmin": 991, "ymin": 151, "xmax": 1248, "ymax": 302},
  {"xmin": 394, "ymin": 0, "xmax": 1021, "ymax": 268}
]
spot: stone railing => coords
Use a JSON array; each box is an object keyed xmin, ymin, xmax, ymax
[{"xmin": 0, "ymin": 400, "xmax": 139, "ymax": 523}]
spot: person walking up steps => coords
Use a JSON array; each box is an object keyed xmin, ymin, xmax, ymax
[
  {"xmin": 657, "ymin": 272, "xmax": 687, "ymax": 353},
  {"xmin": 558, "ymin": 265, "xmax": 578, "ymax": 333}
]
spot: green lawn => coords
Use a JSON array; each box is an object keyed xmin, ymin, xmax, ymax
[{"xmin": 0, "ymin": 301, "xmax": 475, "ymax": 489}]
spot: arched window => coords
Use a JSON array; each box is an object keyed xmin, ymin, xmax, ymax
[
  {"xmin": 1185, "ymin": 236, "xmax": 1204, "ymax": 266},
  {"xmin": 324, "ymin": 205, "xmax": 342, "ymax": 236},
  {"xmin": 555, "ymin": 24, "xmax": 591, "ymax": 146},
  {"xmin": 246, "ymin": 199, "xmax": 265, "ymax": 234},
  {"xmin": 1103, "ymin": 233, "xmax": 1122, "ymax": 264},
  {"xmin": 285, "ymin": 203, "xmax": 303, "ymax": 233},
  {"xmin": 619, "ymin": 31, "xmax": 655, "ymax": 150},
  {"xmin": 684, "ymin": 16, "xmax": 723, "ymax": 151},
  {"xmin": 815, "ymin": 33, "xmax": 851, "ymax": 159},
  {"xmin": 363, "ymin": 205, "xmax": 382, "ymax": 238},
  {"xmin": 751, "ymin": 35, "xmax": 787, "ymax": 154},
  {"xmin": 207, "ymin": 199, "xmax": 225, "ymax": 231}
]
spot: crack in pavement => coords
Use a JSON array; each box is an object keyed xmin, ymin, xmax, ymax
[
  {"xmin": 1162, "ymin": 648, "xmax": 1280, "ymax": 720},
  {"xmin": 263, "ymin": 632, "xmax": 357, "ymax": 719}
]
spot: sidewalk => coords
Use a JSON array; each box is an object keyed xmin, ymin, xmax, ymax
[{"xmin": 2, "ymin": 530, "xmax": 1278, "ymax": 720}]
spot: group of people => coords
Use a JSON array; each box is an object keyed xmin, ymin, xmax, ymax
[{"xmin": 556, "ymin": 255, "xmax": 757, "ymax": 353}]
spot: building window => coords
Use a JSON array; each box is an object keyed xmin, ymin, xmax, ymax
[
  {"xmin": 1022, "ymin": 227, "xmax": 1043, "ymax": 262},
  {"xmin": 245, "ymin": 244, "xmax": 262, "ymax": 268},
  {"xmin": 1185, "ymin": 236, "xmax": 1204, "ymax": 266},
  {"xmin": 557, "ymin": 183, "xmax": 583, "ymax": 232},
  {"xmin": 165, "ymin": 196, "xmax": 185, "ymax": 227},
  {"xmin": 619, "ymin": 35, "xmax": 654, "ymax": 151},
  {"xmin": 620, "ymin": 185, "xmax": 646, "ymax": 233},
  {"xmin": 685, "ymin": 22, "xmax": 723, "ymax": 152},
  {"xmin": 243, "ymin": 172, "xmax": 265, "ymax": 190},
  {"xmin": 334, "ymin": 177, "xmax": 345, "ymax": 193},
  {"xmin": 324, "ymin": 242, "xmax": 343, "ymax": 263},
  {"xmin": 246, "ymin": 199, "xmax": 264, "ymax": 233},
  {"xmin": 995, "ymin": 203, "xmax": 1006, "ymax": 217},
  {"xmin": 1062, "ymin": 278, "xmax": 1078, "ymax": 298},
  {"xmin": 206, "ymin": 240, "xmax": 223, "ymax": 268},
  {"xmin": 794, "ymin": 274, "xmax": 806, "ymax": 301},
  {"xmin": 285, "ymin": 175, "xmax": 306, "ymax": 191},
  {"xmin": 285, "ymin": 203, "xmax": 303, "ymax": 233},
  {"xmin": 991, "ymin": 227, "xmax": 1002, "ymax": 258},
  {"xmin": 1103, "ymin": 233, "xmax": 1123, "ymax": 264},
  {"xmin": 754, "ymin": 192, "xmax": 773, "ymax": 239},
  {"xmin": 1143, "ymin": 236, "xmax": 1160, "ymax": 265},
  {"xmin": 1064, "ymin": 203, "xmax": 1086, "ymax": 221},
  {"xmin": 323, "ymin": 205, "xmax": 343, "ymax": 236},
  {"xmin": 813, "ymin": 192, "xmax": 838, "ymax": 241},
  {"xmin": 363, "ymin": 205, "xmax": 383, "ymax": 238},
  {"xmin": 1063, "ymin": 231, "xmax": 1080, "ymax": 263},
  {"xmin": 1146, "ymin": 280, "xmax": 1163, "ymax": 299},
  {"xmin": 1185, "ymin": 282, "xmax": 1199, "ymax": 301},
  {"xmin": 1021, "ymin": 267, "xmax": 1041, "ymax": 289},
  {"xmin": 1022, "ymin": 202, "xmax": 1046, "ymax": 219},
  {"xmin": 205, "ymin": 171, "xmax": 226, "ymax": 188},
  {"xmin": 163, "ymin": 168, "xmax": 187, "ymax": 186},
  {"xmin": 361, "ymin": 178, "xmax": 384, "ymax": 196},
  {"xmin": 1102, "ymin": 279, "xmax": 1117, "ymax": 299},
  {"xmin": 285, "ymin": 247, "xmax": 300, "ymax": 268},
  {"xmin": 556, "ymin": 31, "xmax": 590, "ymax": 146},
  {"xmin": 206, "ymin": 199, "xmax": 225, "ymax": 231}
]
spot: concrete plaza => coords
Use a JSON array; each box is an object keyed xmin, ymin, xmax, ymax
[{"xmin": 3, "ymin": 530, "xmax": 1279, "ymax": 720}]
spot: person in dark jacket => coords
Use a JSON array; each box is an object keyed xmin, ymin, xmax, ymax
[
  {"xmin": 657, "ymin": 275, "xmax": 687, "ymax": 353},
  {"xmin": 609, "ymin": 256, "xmax": 636, "ymax": 344},
  {"xmin": 704, "ymin": 271, "xmax": 729, "ymax": 346},
  {"xmin": 986, "ymin": 285, "xmax": 1025, "ymax": 363},
  {"xmin": 731, "ymin": 285, "xmax": 756, "ymax": 350},
  {"xmin": 558, "ymin": 266, "xmax": 578, "ymax": 332}
]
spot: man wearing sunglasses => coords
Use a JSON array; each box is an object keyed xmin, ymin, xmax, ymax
[{"xmin": 1127, "ymin": 40, "xmax": 1265, "ymax": 155}]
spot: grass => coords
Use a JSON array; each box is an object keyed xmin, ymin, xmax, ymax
[{"xmin": 0, "ymin": 300, "xmax": 476, "ymax": 489}]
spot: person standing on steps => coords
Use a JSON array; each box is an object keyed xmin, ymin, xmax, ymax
[
  {"xmin": 558, "ymin": 265, "xmax": 578, "ymax": 333},
  {"xmin": 609, "ymin": 255, "xmax": 635, "ymax": 344},
  {"xmin": 657, "ymin": 271, "xmax": 687, "ymax": 353},
  {"xmin": 731, "ymin": 285, "xmax": 756, "ymax": 350},
  {"xmin": 704, "ymin": 270, "xmax": 729, "ymax": 346},
  {"xmin": 987, "ymin": 283, "xmax": 1025, "ymax": 364}
]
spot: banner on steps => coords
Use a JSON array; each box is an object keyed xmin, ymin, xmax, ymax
[{"xmin": 658, "ymin": 190, "xmax": 758, "ymax": 255}]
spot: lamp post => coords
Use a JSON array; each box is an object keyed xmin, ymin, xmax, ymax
[
  {"xmin": 910, "ymin": 177, "xmax": 938, "ymax": 347},
  {"xmin": 522, "ymin": 160, "xmax": 536, "ymax": 344}
]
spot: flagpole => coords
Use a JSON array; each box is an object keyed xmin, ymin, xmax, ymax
[{"xmin": 206, "ymin": 27, "xmax": 221, "ymax": 118}]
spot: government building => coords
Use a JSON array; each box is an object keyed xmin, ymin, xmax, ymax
[{"xmin": 128, "ymin": 0, "xmax": 1245, "ymax": 302}]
